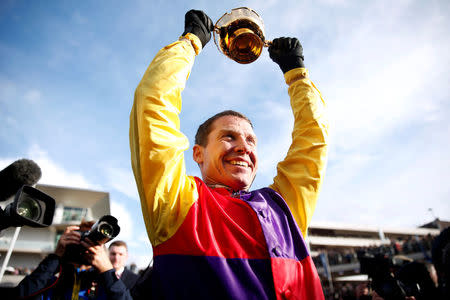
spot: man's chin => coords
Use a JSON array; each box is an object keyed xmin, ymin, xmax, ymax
[{"xmin": 228, "ymin": 177, "xmax": 253, "ymax": 191}]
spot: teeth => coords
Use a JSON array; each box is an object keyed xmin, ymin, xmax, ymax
[{"xmin": 230, "ymin": 161, "xmax": 248, "ymax": 167}]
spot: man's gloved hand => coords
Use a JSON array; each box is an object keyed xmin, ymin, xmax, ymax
[
  {"xmin": 269, "ymin": 37, "xmax": 305, "ymax": 74},
  {"xmin": 182, "ymin": 10, "xmax": 214, "ymax": 48}
]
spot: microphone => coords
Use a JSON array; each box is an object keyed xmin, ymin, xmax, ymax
[{"xmin": 0, "ymin": 159, "xmax": 42, "ymax": 202}]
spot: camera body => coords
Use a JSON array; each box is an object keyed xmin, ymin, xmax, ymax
[
  {"xmin": 64, "ymin": 215, "xmax": 120, "ymax": 265},
  {"xmin": 0, "ymin": 185, "xmax": 55, "ymax": 231},
  {"xmin": 358, "ymin": 251, "xmax": 418, "ymax": 300}
]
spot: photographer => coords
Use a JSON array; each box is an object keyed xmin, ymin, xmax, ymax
[{"xmin": 12, "ymin": 221, "xmax": 128, "ymax": 300}]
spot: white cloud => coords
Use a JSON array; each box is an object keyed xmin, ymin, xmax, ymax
[
  {"xmin": 104, "ymin": 166, "xmax": 139, "ymax": 200},
  {"xmin": 255, "ymin": 100, "xmax": 292, "ymax": 177},
  {"xmin": 0, "ymin": 79, "xmax": 42, "ymax": 106},
  {"xmin": 316, "ymin": 120, "xmax": 450, "ymax": 227},
  {"xmin": 126, "ymin": 233, "xmax": 153, "ymax": 269},
  {"xmin": 318, "ymin": 0, "xmax": 348, "ymax": 4},
  {"xmin": 328, "ymin": 44, "xmax": 441, "ymax": 151},
  {"xmin": 317, "ymin": 6, "xmax": 447, "ymax": 150},
  {"xmin": 128, "ymin": 252, "xmax": 153, "ymax": 270},
  {"xmin": 138, "ymin": 232, "xmax": 151, "ymax": 244},
  {"xmin": 0, "ymin": 78, "xmax": 17, "ymax": 105},
  {"xmin": 110, "ymin": 201, "xmax": 134, "ymax": 241},
  {"xmin": 325, "ymin": 152, "xmax": 377, "ymax": 187},
  {"xmin": 30, "ymin": 145, "xmax": 100, "ymax": 190},
  {"xmin": 24, "ymin": 89, "xmax": 41, "ymax": 103},
  {"xmin": 0, "ymin": 144, "xmax": 99, "ymax": 190},
  {"xmin": 306, "ymin": 0, "xmax": 450, "ymax": 226}
]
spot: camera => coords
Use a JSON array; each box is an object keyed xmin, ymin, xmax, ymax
[
  {"xmin": 0, "ymin": 185, "xmax": 55, "ymax": 231},
  {"xmin": 64, "ymin": 215, "xmax": 120, "ymax": 265},
  {"xmin": 357, "ymin": 251, "xmax": 418, "ymax": 300}
]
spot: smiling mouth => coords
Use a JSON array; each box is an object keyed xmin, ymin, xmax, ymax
[{"xmin": 229, "ymin": 160, "xmax": 249, "ymax": 168}]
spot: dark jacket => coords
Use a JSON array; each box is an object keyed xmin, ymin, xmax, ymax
[{"xmin": 119, "ymin": 268, "xmax": 139, "ymax": 289}]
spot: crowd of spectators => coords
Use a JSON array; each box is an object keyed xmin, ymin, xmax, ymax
[
  {"xmin": 314, "ymin": 230, "xmax": 449, "ymax": 300},
  {"xmin": 313, "ymin": 234, "xmax": 435, "ymax": 267}
]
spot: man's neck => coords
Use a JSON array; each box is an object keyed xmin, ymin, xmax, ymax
[
  {"xmin": 206, "ymin": 183, "xmax": 249, "ymax": 196},
  {"xmin": 207, "ymin": 183, "xmax": 232, "ymax": 191}
]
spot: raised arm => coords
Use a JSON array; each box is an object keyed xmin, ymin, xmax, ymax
[
  {"xmin": 130, "ymin": 10, "xmax": 214, "ymax": 246},
  {"xmin": 268, "ymin": 37, "xmax": 329, "ymax": 236}
]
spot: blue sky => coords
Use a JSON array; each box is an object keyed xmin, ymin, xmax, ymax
[{"xmin": 1, "ymin": 0, "xmax": 449, "ymax": 268}]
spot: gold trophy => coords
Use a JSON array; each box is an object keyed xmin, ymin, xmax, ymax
[{"xmin": 213, "ymin": 7, "xmax": 271, "ymax": 64}]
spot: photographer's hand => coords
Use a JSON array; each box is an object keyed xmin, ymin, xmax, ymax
[
  {"xmin": 54, "ymin": 225, "xmax": 81, "ymax": 257},
  {"xmin": 182, "ymin": 10, "xmax": 214, "ymax": 48},
  {"xmin": 269, "ymin": 37, "xmax": 305, "ymax": 73},
  {"xmin": 81, "ymin": 238, "xmax": 113, "ymax": 273}
]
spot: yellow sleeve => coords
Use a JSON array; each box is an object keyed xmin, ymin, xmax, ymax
[
  {"xmin": 269, "ymin": 68, "xmax": 329, "ymax": 237},
  {"xmin": 129, "ymin": 34, "xmax": 202, "ymax": 247}
]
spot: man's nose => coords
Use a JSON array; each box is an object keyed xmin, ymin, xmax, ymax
[{"xmin": 235, "ymin": 138, "xmax": 251, "ymax": 154}]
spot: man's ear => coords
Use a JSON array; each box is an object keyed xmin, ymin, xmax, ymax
[{"xmin": 193, "ymin": 144, "xmax": 204, "ymax": 165}]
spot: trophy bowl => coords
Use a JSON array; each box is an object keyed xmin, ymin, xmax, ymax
[{"xmin": 214, "ymin": 7, "xmax": 270, "ymax": 64}]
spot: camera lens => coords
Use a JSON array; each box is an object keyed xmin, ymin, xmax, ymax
[
  {"xmin": 98, "ymin": 222, "xmax": 114, "ymax": 238},
  {"xmin": 17, "ymin": 196, "xmax": 42, "ymax": 221}
]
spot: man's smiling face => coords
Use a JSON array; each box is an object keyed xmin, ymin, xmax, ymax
[{"xmin": 193, "ymin": 115, "xmax": 258, "ymax": 191}]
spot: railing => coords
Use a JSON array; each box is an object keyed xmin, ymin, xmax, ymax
[
  {"xmin": 314, "ymin": 250, "xmax": 432, "ymax": 277},
  {"xmin": 0, "ymin": 239, "xmax": 54, "ymax": 253}
]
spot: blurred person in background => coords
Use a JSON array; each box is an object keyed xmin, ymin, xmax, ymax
[
  {"xmin": 395, "ymin": 261, "xmax": 439, "ymax": 300},
  {"xmin": 355, "ymin": 283, "xmax": 370, "ymax": 300},
  {"xmin": 108, "ymin": 240, "xmax": 139, "ymax": 289},
  {"xmin": 432, "ymin": 226, "xmax": 450, "ymax": 299}
]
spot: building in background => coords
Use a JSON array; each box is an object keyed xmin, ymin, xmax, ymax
[
  {"xmin": 0, "ymin": 184, "xmax": 110, "ymax": 270},
  {"xmin": 420, "ymin": 217, "xmax": 450, "ymax": 231}
]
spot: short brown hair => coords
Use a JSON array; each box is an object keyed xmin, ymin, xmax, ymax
[
  {"xmin": 109, "ymin": 240, "xmax": 128, "ymax": 250},
  {"xmin": 195, "ymin": 110, "xmax": 253, "ymax": 146}
]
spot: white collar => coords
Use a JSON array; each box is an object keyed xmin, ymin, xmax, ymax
[{"xmin": 116, "ymin": 267, "xmax": 125, "ymax": 276}]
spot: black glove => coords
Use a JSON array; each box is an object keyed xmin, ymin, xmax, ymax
[
  {"xmin": 182, "ymin": 10, "xmax": 214, "ymax": 48},
  {"xmin": 268, "ymin": 37, "xmax": 305, "ymax": 74}
]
